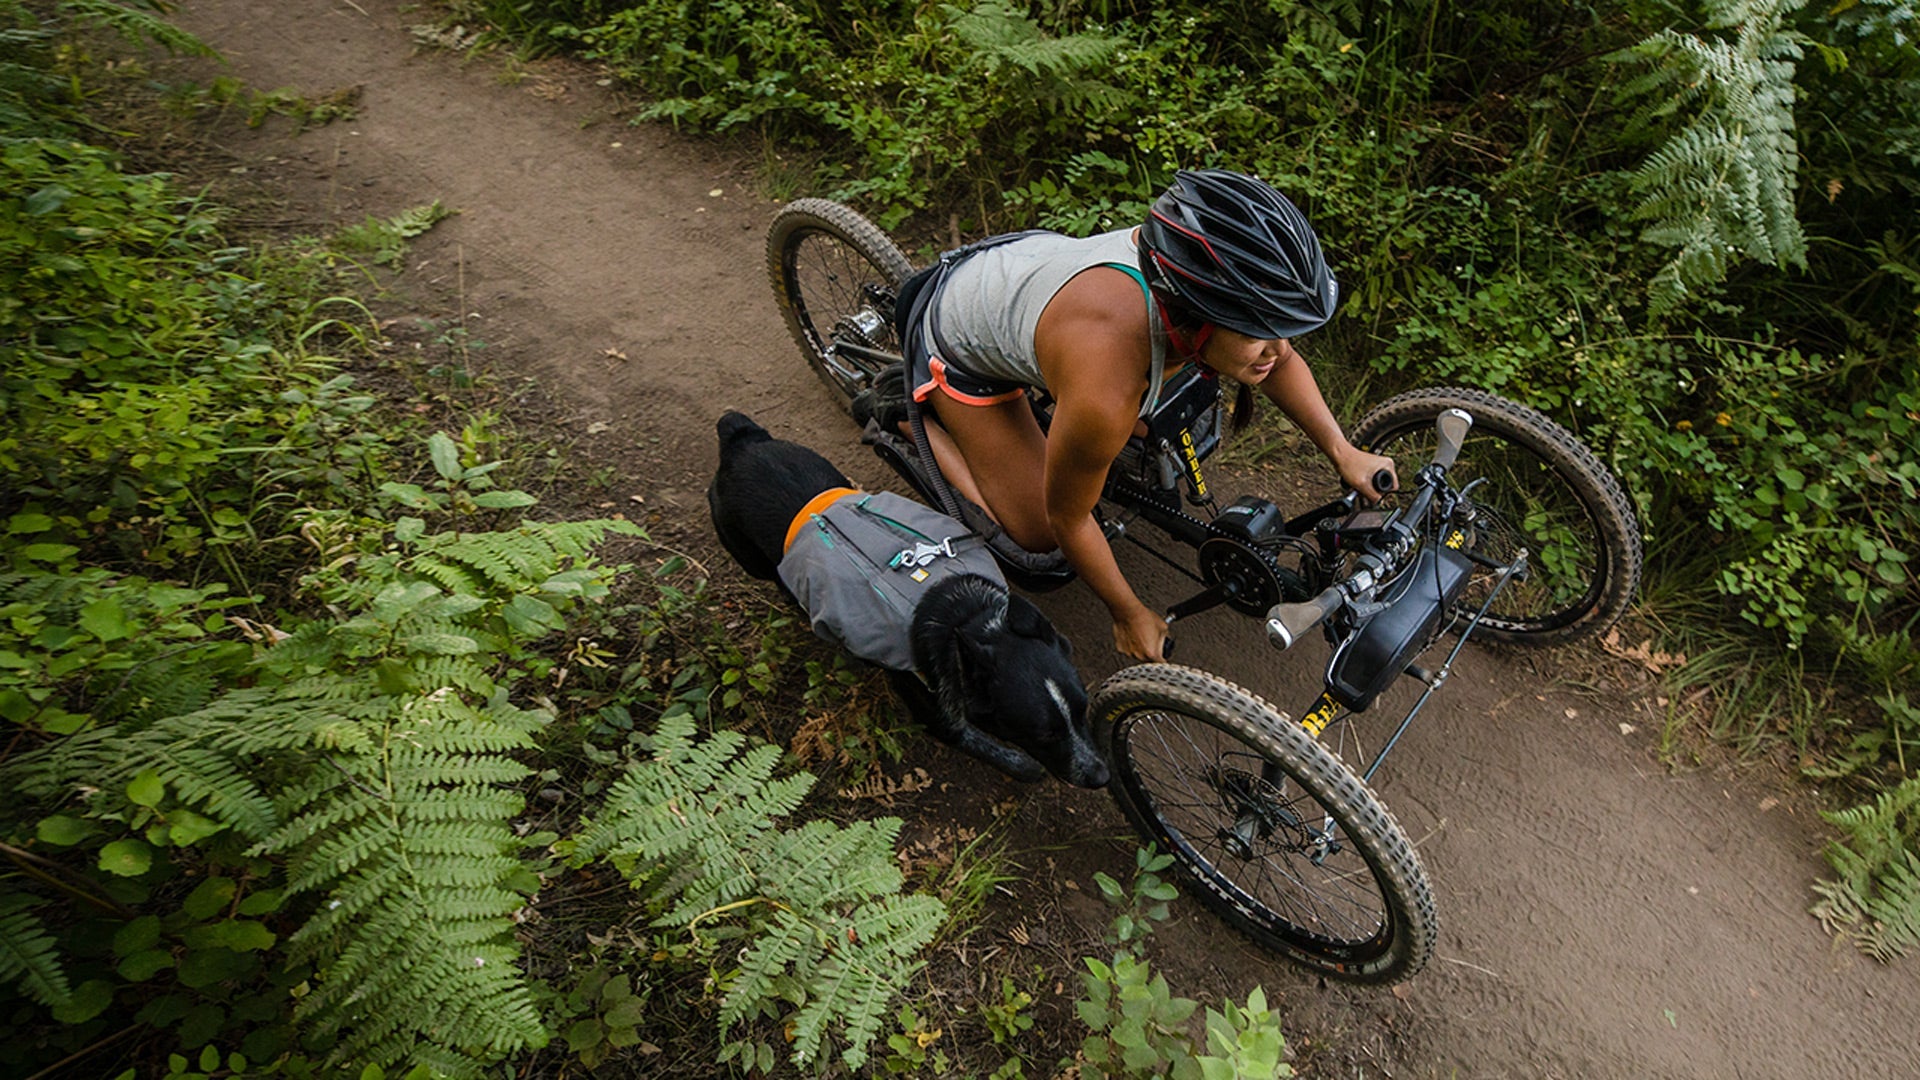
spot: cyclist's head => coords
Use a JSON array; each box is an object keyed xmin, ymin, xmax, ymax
[{"xmin": 1138, "ymin": 169, "xmax": 1338, "ymax": 341}]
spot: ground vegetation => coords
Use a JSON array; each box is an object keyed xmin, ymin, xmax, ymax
[{"xmin": 463, "ymin": 0, "xmax": 1920, "ymax": 961}]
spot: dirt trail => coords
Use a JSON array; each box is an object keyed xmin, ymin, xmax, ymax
[{"xmin": 169, "ymin": 2, "xmax": 1918, "ymax": 1075}]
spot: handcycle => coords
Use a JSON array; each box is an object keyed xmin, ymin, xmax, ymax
[{"xmin": 765, "ymin": 198, "xmax": 1644, "ymax": 984}]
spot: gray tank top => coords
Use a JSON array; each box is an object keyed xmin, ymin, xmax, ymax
[{"xmin": 926, "ymin": 228, "xmax": 1169, "ymax": 416}]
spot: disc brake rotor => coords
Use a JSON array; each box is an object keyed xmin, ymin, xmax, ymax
[{"xmin": 1208, "ymin": 760, "xmax": 1342, "ymax": 864}]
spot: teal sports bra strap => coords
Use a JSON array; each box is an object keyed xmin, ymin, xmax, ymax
[{"xmin": 1100, "ymin": 261, "xmax": 1169, "ymax": 417}]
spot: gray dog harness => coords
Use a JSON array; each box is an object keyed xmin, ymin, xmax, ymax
[{"xmin": 778, "ymin": 490, "xmax": 1003, "ymax": 671}]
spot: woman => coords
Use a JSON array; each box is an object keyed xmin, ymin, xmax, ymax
[{"xmin": 906, "ymin": 169, "xmax": 1395, "ymax": 663}]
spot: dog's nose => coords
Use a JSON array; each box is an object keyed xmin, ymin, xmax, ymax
[{"xmin": 1081, "ymin": 760, "xmax": 1110, "ymax": 789}]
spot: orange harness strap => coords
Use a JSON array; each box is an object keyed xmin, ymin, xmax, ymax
[{"xmin": 783, "ymin": 488, "xmax": 862, "ymax": 554}]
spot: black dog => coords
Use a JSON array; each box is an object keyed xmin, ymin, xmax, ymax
[{"xmin": 708, "ymin": 411, "xmax": 1107, "ymax": 788}]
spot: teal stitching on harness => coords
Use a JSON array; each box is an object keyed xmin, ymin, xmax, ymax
[{"xmin": 852, "ymin": 494, "xmax": 941, "ymax": 544}]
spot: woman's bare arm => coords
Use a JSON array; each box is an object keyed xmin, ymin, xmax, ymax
[
  {"xmin": 1257, "ymin": 340, "xmax": 1397, "ymax": 498},
  {"xmin": 1036, "ymin": 267, "xmax": 1170, "ymax": 661}
]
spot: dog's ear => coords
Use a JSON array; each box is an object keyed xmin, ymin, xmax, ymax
[
  {"xmin": 950, "ymin": 592, "xmax": 1011, "ymax": 684},
  {"xmin": 1005, "ymin": 596, "xmax": 1070, "ymax": 657},
  {"xmin": 955, "ymin": 618, "xmax": 998, "ymax": 672}
]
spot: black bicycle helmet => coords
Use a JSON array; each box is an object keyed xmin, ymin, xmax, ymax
[{"xmin": 1138, "ymin": 169, "xmax": 1338, "ymax": 340}]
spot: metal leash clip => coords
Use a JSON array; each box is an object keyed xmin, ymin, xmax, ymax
[{"xmin": 889, "ymin": 538, "xmax": 956, "ymax": 569}]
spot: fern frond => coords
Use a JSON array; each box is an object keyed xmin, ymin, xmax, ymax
[
  {"xmin": 719, "ymin": 908, "xmax": 817, "ymax": 1030},
  {"xmin": 268, "ymin": 722, "xmax": 546, "ymax": 1067},
  {"xmin": 5, "ymin": 711, "xmax": 284, "ymax": 838},
  {"xmin": 791, "ymin": 894, "xmax": 945, "ymax": 1067},
  {"xmin": 563, "ymin": 716, "xmax": 797, "ymax": 868},
  {"xmin": 746, "ymin": 818, "xmax": 905, "ymax": 913},
  {"xmin": 66, "ymin": 0, "xmax": 216, "ymax": 57},
  {"xmin": 567, "ymin": 713, "xmax": 947, "ymax": 1069},
  {"xmin": 944, "ymin": 0, "xmax": 1129, "ymax": 113},
  {"xmin": 0, "ymin": 896, "xmax": 72, "ymax": 1009},
  {"xmin": 1813, "ymin": 776, "xmax": 1920, "ymax": 960},
  {"xmin": 260, "ymin": 667, "xmax": 546, "ymax": 1067},
  {"xmin": 1853, "ymin": 848, "xmax": 1920, "ymax": 961},
  {"xmin": 1612, "ymin": 0, "xmax": 1809, "ymax": 312},
  {"xmin": 388, "ymin": 200, "xmax": 452, "ymax": 238},
  {"xmin": 1820, "ymin": 775, "xmax": 1920, "ymax": 890}
]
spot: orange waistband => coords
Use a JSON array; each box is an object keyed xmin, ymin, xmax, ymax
[{"xmin": 783, "ymin": 487, "xmax": 861, "ymax": 554}]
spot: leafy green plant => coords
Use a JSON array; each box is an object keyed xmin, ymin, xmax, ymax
[
  {"xmin": 981, "ymin": 973, "xmax": 1035, "ymax": 1046},
  {"xmin": 0, "ymin": 556, "xmax": 254, "ymax": 738},
  {"xmin": 1, "ymin": 136, "xmax": 405, "ymax": 581},
  {"xmin": 1072, "ymin": 848, "xmax": 1291, "ymax": 1079},
  {"xmin": 557, "ymin": 710, "xmax": 947, "ymax": 1072},
  {"xmin": 378, "ymin": 430, "xmax": 539, "ymax": 515},
  {"xmin": 333, "ymin": 200, "xmax": 455, "ymax": 267},
  {"xmin": 1610, "ymin": 0, "xmax": 1810, "ymax": 312},
  {"xmin": 882, "ymin": 1003, "xmax": 950, "ymax": 1075},
  {"xmin": 0, "ymin": 0, "xmax": 211, "ymax": 137},
  {"xmin": 556, "ymin": 966, "xmax": 657, "ymax": 1067},
  {"xmin": 1093, "ymin": 845, "xmax": 1180, "ymax": 946}
]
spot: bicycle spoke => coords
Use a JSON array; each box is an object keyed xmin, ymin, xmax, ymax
[
  {"xmin": 1124, "ymin": 710, "xmax": 1389, "ymax": 948},
  {"xmin": 1352, "ymin": 388, "xmax": 1640, "ymax": 647},
  {"xmin": 770, "ymin": 199, "xmax": 912, "ymax": 411}
]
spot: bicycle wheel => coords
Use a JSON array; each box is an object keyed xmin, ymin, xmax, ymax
[
  {"xmin": 1352, "ymin": 387, "xmax": 1643, "ymax": 648},
  {"xmin": 767, "ymin": 198, "xmax": 914, "ymax": 413},
  {"xmin": 1096, "ymin": 664, "xmax": 1436, "ymax": 984}
]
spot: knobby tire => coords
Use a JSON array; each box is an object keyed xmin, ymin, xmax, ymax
[
  {"xmin": 1096, "ymin": 664, "xmax": 1437, "ymax": 984},
  {"xmin": 1352, "ymin": 387, "xmax": 1643, "ymax": 648},
  {"xmin": 767, "ymin": 199, "xmax": 913, "ymax": 413}
]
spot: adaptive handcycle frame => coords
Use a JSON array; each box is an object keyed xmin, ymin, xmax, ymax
[{"xmin": 765, "ymin": 197, "xmax": 1644, "ymax": 983}]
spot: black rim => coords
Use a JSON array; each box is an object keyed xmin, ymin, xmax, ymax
[
  {"xmin": 1368, "ymin": 420, "xmax": 1607, "ymax": 635},
  {"xmin": 1114, "ymin": 708, "xmax": 1397, "ymax": 963}
]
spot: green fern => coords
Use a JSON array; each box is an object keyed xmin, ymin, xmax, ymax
[
  {"xmin": 333, "ymin": 201, "xmax": 455, "ymax": 266},
  {"xmin": 64, "ymin": 0, "xmax": 215, "ymax": 57},
  {"xmin": 1811, "ymin": 775, "xmax": 1920, "ymax": 960},
  {"xmin": 1611, "ymin": 0, "xmax": 1809, "ymax": 312},
  {"xmin": 559, "ymin": 710, "xmax": 947, "ymax": 1070},
  {"xmin": 4, "ymin": 516, "xmax": 638, "ymax": 1073},
  {"xmin": 262, "ymin": 693, "xmax": 549, "ymax": 1070},
  {"xmin": 242, "ymin": 518, "xmax": 636, "ymax": 1070},
  {"xmin": 0, "ymin": 896, "xmax": 71, "ymax": 1009},
  {"xmin": 945, "ymin": 1, "xmax": 1131, "ymax": 115}
]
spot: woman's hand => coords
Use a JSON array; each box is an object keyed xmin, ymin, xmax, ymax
[
  {"xmin": 1336, "ymin": 446, "xmax": 1399, "ymax": 503},
  {"xmin": 1112, "ymin": 602, "xmax": 1170, "ymax": 663}
]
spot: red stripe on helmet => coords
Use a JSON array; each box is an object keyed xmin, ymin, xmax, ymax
[
  {"xmin": 1149, "ymin": 208, "xmax": 1224, "ymax": 269},
  {"xmin": 1151, "ymin": 250, "xmax": 1210, "ymax": 287}
]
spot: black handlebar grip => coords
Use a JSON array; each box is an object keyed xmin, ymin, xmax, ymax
[
  {"xmin": 1265, "ymin": 587, "xmax": 1345, "ymax": 651},
  {"xmin": 1372, "ymin": 468, "xmax": 1397, "ymax": 495}
]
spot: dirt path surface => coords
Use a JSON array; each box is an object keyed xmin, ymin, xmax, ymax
[{"xmin": 167, "ymin": 2, "xmax": 1918, "ymax": 1075}]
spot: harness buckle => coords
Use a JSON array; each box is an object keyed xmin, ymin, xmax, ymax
[{"xmin": 889, "ymin": 538, "xmax": 956, "ymax": 569}]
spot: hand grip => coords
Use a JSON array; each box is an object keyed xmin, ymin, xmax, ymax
[
  {"xmin": 1431, "ymin": 408, "xmax": 1474, "ymax": 470},
  {"xmin": 1265, "ymin": 587, "xmax": 1345, "ymax": 651},
  {"xmin": 1372, "ymin": 468, "xmax": 1397, "ymax": 495}
]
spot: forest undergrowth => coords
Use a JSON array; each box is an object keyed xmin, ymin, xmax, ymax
[
  {"xmin": 0, "ymin": 3, "xmax": 1297, "ymax": 1077},
  {"xmin": 453, "ymin": 0, "xmax": 1920, "ymax": 966}
]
